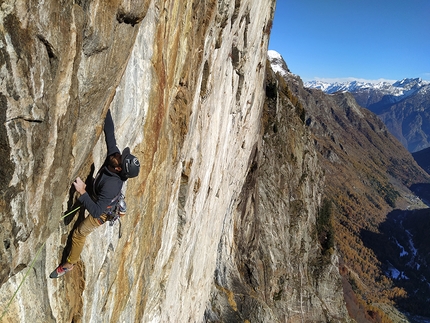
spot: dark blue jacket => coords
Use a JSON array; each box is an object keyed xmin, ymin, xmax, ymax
[{"xmin": 78, "ymin": 110, "xmax": 124, "ymax": 218}]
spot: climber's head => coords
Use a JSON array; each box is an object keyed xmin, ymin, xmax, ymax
[
  {"xmin": 108, "ymin": 153, "xmax": 122, "ymax": 172},
  {"xmin": 119, "ymin": 147, "xmax": 140, "ymax": 179},
  {"xmin": 107, "ymin": 148, "xmax": 140, "ymax": 180}
]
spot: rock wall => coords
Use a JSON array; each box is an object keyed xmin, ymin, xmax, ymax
[
  {"xmin": 203, "ymin": 65, "xmax": 352, "ymax": 322},
  {"xmin": 0, "ymin": 0, "xmax": 350, "ymax": 322}
]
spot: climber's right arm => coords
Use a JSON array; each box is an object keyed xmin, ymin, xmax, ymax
[{"xmin": 104, "ymin": 110, "xmax": 121, "ymax": 157}]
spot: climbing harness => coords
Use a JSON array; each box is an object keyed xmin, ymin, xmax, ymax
[{"xmin": 105, "ymin": 193, "xmax": 126, "ymax": 239}]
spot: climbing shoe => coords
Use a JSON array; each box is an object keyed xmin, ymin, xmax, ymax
[{"xmin": 49, "ymin": 264, "xmax": 74, "ymax": 279}]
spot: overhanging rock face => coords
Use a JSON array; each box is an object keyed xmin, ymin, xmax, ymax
[{"xmin": 0, "ymin": 1, "xmax": 350, "ymax": 322}]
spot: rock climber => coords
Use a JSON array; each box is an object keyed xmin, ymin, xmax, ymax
[{"xmin": 50, "ymin": 109, "xmax": 140, "ymax": 278}]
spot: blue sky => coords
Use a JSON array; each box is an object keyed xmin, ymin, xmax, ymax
[{"xmin": 268, "ymin": 0, "xmax": 430, "ymax": 82}]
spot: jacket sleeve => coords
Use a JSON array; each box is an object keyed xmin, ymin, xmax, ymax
[
  {"xmin": 78, "ymin": 179, "xmax": 123, "ymax": 218},
  {"xmin": 104, "ymin": 109, "xmax": 121, "ymax": 156}
]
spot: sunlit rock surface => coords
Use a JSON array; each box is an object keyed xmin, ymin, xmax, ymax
[
  {"xmin": 203, "ymin": 65, "xmax": 352, "ymax": 322},
  {"xmin": 0, "ymin": 0, "xmax": 350, "ymax": 322}
]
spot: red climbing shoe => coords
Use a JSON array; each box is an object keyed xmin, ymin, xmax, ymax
[{"xmin": 49, "ymin": 264, "xmax": 74, "ymax": 278}]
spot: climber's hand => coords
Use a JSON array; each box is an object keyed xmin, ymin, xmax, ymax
[{"xmin": 73, "ymin": 177, "xmax": 86, "ymax": 195}]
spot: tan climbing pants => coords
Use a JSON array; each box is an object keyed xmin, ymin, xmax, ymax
[{"xmin": 67, "ymin": 214, "xmax": 107, "ymax": 264}]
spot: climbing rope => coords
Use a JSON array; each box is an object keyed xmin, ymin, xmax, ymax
[
  {"xmin": 0, "ymin": 205, "xmax": 81, "ymax": 321},
  {"xmin": 60, "ymin": 205, "xmax": 81, "ymax": 220}
]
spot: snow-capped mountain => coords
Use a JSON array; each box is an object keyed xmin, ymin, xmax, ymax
[
  {"xmin": 267, "ymin": 50, "xmax": 290, "ymax": 78},
  {"xmin": 268, "ymin": 49, "xmax": 430, "ymax": 102},
  {"xmin": 305, "ymin": 78, "xmax": 430, "ymax": 104}
]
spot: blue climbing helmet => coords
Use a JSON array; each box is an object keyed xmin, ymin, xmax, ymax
[{"xmin": 120, "ymin": 147, "xmax": 140, "ymax": 179}]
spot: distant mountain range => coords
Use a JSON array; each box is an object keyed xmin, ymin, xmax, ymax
[
  {"xmin": 305, "ymin": 78, "xmax": 429, "ymax": 98},
  {"xmin": 304, "ymin": 77, "xmax": 430, "ymax": 153}
]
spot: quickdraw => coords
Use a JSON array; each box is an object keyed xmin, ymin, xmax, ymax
[{"xmin": 105, "ymin": 194, "xmax": 126, "ymax": 238}]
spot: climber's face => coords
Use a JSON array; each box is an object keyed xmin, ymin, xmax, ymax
[{"xmin": 109, "ymin": 153, "xmax": 122, "ymax": 172}]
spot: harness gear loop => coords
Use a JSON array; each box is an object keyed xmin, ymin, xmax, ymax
[{"xmin": 105, "ymin": 193, "xmax": 126, "ymax": 239}]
